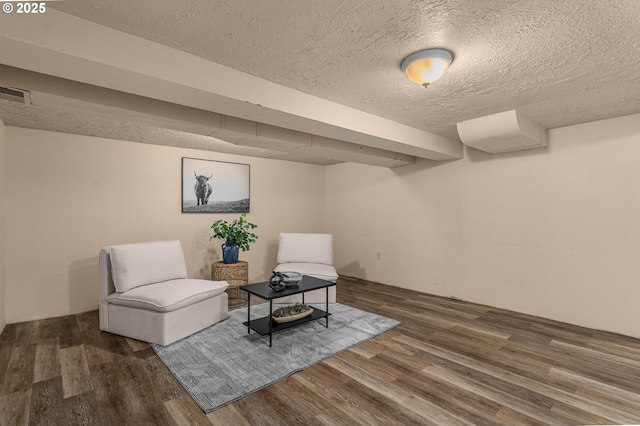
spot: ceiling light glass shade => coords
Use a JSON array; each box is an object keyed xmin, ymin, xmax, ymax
[{"xmin": 401, "ymin": 48, "xmax": 453, "ymax": 87}]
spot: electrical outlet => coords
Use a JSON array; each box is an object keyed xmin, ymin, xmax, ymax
[{"xmin": 376, "ymin": 252, "xmax": 381, "ymax": 260}]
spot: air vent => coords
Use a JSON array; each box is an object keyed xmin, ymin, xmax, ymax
[{"xmin": 0, "ymin": 86, "xmax": 31, "ymax": 105}]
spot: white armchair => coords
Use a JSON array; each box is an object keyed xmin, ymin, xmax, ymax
[
  {"xmin": 99, "ymin": 240, "xmax": 229, "ymax": 346},
  {"xmin": 273, "ymin": 233, "xmax": 338, "ymax": 304}
]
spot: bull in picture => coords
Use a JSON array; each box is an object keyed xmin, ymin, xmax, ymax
[{"xmin": 194, "ymin": 172, "xmax": 213, "ymax": 205}]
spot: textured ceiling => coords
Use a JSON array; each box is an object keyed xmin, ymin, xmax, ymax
[{"xmin": 1, "ymin": 0, "xmax": 640, "ymax": 165}]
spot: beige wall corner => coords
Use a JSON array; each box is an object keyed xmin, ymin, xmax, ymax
[
  {"xmin": 0, "ymin": 119, "xmax": 5, "ymax": 334},
  {"xmin": 4, "ymin": 127, "xmax": 326, "ymax": 323},
  {"xmin": 326, "ymin": 113, "xmax": 640, "ymax": 339}
]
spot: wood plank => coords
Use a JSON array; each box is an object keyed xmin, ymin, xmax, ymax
[
  {"xmin": 349, "ymin": 331, "xmax": 417, "ymax": 360},
  {"xmin": 404, "ymin": 297, "xmax": 481, "ymax": 320},
  {"xmin": 551, "ymin": 339, "xmax": 640, "ymax": 370},
  {"xmin": 2, "ymin": 345, "xmax": 36, "ymax": 394},
  {"xmin": 549, "ymin": 366, "xmax": 640, "ymax": 407},
  {"xmin": 588, "ymin": 339, "xmax": 640, "ymax": 361},
  {"xmin": 206, "ymin": 403, "xmax": 252, "ymax": 425},
  {"xmin": 59, "ymin": 346, "xmax": 93, "ymax": 399},
  {"xmin": 315, "ymin": 407, "xmax": 367, "ymax": 426},
  {"xmin": 292, "ymin": 368, "xmax": 394, "ymax": 425},
  {"xmin": 119, "ymin": 352, "xmax": 178, "ymax": 425},
  {"xmin": 90, "ymin": 359, "xmax": 172, "ymax": 425},
  {"xmin": 0, "ymin": 388, "xmax": 31, "ymax": 425},
  {"xmin": 2, "ymin": 277, "xmax": 640, "ymax": 425},
  {"xmin": 493, "ymin": 405, "xmax": 547, "ymax": 426},
  {"xmin": 75, "ymin": 310, "xmax": 100, "ymax": 333},
  {"xmin": 126, "ymin": 338, "xmax": 150, "ymax": 352},
  {"xmin": 38, "ymin": 315, "xmax": 82, "ymax": 349},
  {"xmin": 33, "ymin": 338, "xmax": 60, "ymax": 383},
  {"xmin": 258, "ymin": 385, "xmax": 326, "ymax": 426},
  {"xmin": 269, "ymin": 375, "xmax": 328, "ymax": 418},
  {"xmin": 551, "ymin": 367, "xmax": 640, "ymax": 417},
  {"xmin": 323, "ymin": 353, "xmax": 473, "ymax": 425},
  {"xmin": 0, "ymin": 324, "xmax": 17, "ymax": 395},
  {"xmin": 89, "ymin": 360, "xmax": 136, "ymax": 425},
  {"xmin": 80, "ymin": 330, "xmax": 115, "ymax": 367},
  {"xmin": 29, "ymin": 377, "xmax": 64, "ymax": 425},
  {"xmin": 414, "ymin": 293, "xmax": 492, "ymax": 315},
  {"xmin": 393, "ymin": 369, "xmax": 501, "ymax": 426},
  {"xmin": 407, "ymin": 334, "xmax": 638, "ymax": 423},
  {"xmin": 231, "ymin": 391, "xmax": 289, "ymax": 426},
  {"xmin": 37, "ymin": 316, "xmax": 73, "ymax": 340},
  {"xmin": 506, "ymin": 337, "xmax": 640, "ymax": 392},
  {"xmin": 335, "ymin": 349, "xmax": 401, "ymax": 382},
  {"xmin": 134, "ymin": 348, "xmax": 186, "ymax": 402},
  {"xmin": 164, "ymin": 394, "xmax": 211, "ymax": 426},
  {"xmin": 549, "ymin": 401, "xmax": 616, "ymax": 425},
  {"xmin": 420, "ymin": 364, "xmax": 576, "ymax": 425},
  {"xmin": 14, "ymin": 321, "xmax": 39, "ymax": 347},
  {"xmin": 62, "ymin": 391, "xmax": 102, "ymax": 426},
  {"xmin": 337, "ymin": 378, "xmax": 439, "ymax": 425}
]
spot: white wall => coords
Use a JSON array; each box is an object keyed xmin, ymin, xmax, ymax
[
  {"xmin": 7, "ymin": 114, "xmax": 640, "ymax": 338},
  {"xmin": 4, "ymin": 127, "xmax": 326, "ymax": 323},
  {"xmin": 0, "ymin": 119, "xmax": 5, "ymax": 334},
  {"xmin": 327, "ymin": 113, "xmax": 640, "ymax": 338}
]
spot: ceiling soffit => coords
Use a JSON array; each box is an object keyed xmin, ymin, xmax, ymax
[
  {"xmin": 0, "ymin": 65, "xmax": 415, "ymax": 167},
  {"xmin": 0, "ymin": 9, "xmax": 461, "ymax": 164}
]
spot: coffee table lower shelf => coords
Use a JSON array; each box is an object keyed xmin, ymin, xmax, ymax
[
  {"xmin": 240, "ymin": 276, "xmax": 336, "ymax": 347},
  {"xmin": 243, "ymin": 308, "xmax": 330, "ymax": 336}
]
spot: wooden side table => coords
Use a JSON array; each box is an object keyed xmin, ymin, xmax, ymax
[{"xmin": 211, "ymin": 261, "xmax": 248, "ymax": 308}]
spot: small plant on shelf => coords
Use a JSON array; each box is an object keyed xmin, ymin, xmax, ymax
[{"xmin": 210, "ymin": 213, "xmax": 258, "ymax": 263}]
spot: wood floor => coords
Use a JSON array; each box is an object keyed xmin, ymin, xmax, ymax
[{"xmin": 1, "ymin": 277, "xmax": 640, "ymax": 425}]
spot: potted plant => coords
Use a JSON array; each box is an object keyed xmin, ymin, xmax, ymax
[{"xmin": 210, "ymin": 213, "xmax": 258, "ymax": 264}]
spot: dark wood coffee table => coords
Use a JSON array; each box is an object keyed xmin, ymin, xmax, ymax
[{"xmin": 239, "ymin": 275, "xmax": 336, "ymax": 347}]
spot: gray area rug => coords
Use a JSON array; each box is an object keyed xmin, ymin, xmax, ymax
[{"xmin": 152, "ymin": 303, "xmax": 400, "ymax": 412}]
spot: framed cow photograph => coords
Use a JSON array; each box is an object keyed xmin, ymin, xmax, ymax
[{"xmin": 181, "ymin": 157, "xmax": 250, "ymax": 213}]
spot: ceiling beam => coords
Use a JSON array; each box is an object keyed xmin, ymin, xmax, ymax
[{"xmin": 0, "ymin": 10, "xmax": 462, "ymax": 161}]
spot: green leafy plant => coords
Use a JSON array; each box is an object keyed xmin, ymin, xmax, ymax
[{"xmin": 210, "ymin": 213, "xmax": 258, "ymax": 252}]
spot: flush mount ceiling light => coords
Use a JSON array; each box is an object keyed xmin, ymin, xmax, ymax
[{"xmin": 401, "ymin": 48, "xmax": 454, "ymax": 88}]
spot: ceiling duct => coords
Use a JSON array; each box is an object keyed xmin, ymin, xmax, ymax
[
  {"xmin": 0, "ymin": 86, "xmax": 31, "ymax": 105},
  {"xmin": 457, "ymin": 110, "xmax": 547, "ymax": 154}
]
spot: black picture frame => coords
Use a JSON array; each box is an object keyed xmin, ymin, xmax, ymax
[{"xmin": 181, "ymin": 157, "xmax": 250, "ymax": 213}]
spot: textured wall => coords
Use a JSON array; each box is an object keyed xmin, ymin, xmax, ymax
[
  {"xmin": 4, "ymin": 127, "xmax": 326, "ymax": 323},
  {"xmin": 326, "ymin": 113, "xmax": 640, "ymax": 338}
]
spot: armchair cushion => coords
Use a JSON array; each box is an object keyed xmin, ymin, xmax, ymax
[
  {"xmin": 274, "ymin": 263, "xmax": 338, "ymax": 282},
  {"xmin": 110, "ymin": 240, "xmax": 188, "ymax": 292},
  {"xmin": 274, "ymin": 233, "xmax": 337, "ymax": 304},
  {"xmin": 107, "ymin": 279, "xmax": 228, "ymax": 313},
  {"xmin": 277, "ymin": 233, "xmax": 333, "ymax": 265}
]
